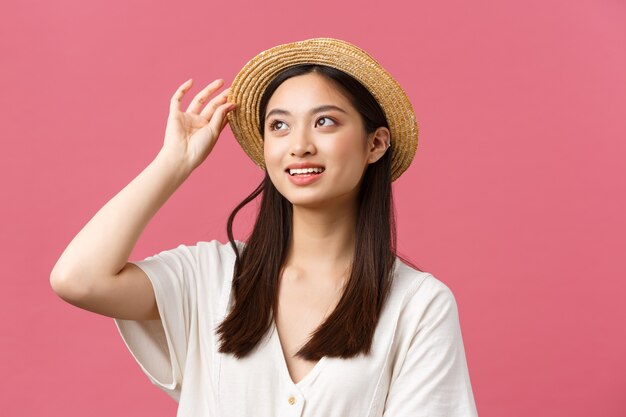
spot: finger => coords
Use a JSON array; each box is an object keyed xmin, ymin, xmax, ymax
[
  {"xmin": 208, "ymin": 102, "xmax": 236, "ymax": 136},
  {"xmin": 199, "ymin": 86, "xmax": 231, "ymax": 121},
  {"xmin": 220, "ymin": 112, "xmax": 228, "ymax": 131},
  {"xmin": 220, "ymin": 102, "xmax": 237, "ymax": 130},
  {"xmin": 186, "ymin": 79, "xmax": 225, "ymax": 114},
  {"xmin": 170, "ymin": 79, "xmax": 194, "ymax": 114}
]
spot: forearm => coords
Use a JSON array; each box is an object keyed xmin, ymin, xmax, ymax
[{"xmin": 51, "ymin": 150, "xmax": 192, "ymax": 286}]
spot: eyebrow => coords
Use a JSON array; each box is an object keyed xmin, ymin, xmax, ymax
[{"xmin": 265, "ymin": 105, "xmax": 348, "ymax": 120}]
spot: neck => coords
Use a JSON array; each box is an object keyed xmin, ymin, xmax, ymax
[{"xmin": 283, "ymin": 201, "xmax": 358, "ymax": 283}]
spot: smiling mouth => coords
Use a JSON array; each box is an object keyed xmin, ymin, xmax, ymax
[{"xmin": 286, "ymin": 168, "xmax": 326, "ymax": 176}]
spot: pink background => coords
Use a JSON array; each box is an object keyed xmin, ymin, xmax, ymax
[{"xmin": 1, "ymin": 0, "xmax": 625, "ymax": 415}]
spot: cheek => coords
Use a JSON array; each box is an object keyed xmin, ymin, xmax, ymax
[
  {"xmin": 263, "ymin": 142, "xmax": 277, "ymax": 162},
  {"xmin": 263, "ymin": 141, "xmax": 285, "ymax": 177},
  {"xmin": 326, "ymin": 137, "xmax": 367, "ymax": 167},
  {"xmin": 331, "ymin": 140, "xmax": 355, "ymax": 157}
]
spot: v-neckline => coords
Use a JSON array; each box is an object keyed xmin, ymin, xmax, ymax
[{"xmin": 271, "ymin": 319, "xmax": 327, "ymax": 388}]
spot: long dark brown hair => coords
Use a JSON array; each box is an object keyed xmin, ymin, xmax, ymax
[{"xmin": 216, "ymin": 64, "xmax": 422, "ymax": 360}]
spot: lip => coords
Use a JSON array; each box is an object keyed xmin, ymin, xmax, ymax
[
  {"xmin": 285, "ymin": 162, "xmax": 325, "ymax": 171},
  {"xmin": 286, "ymin": 169, "xmax": 324, "ymax": 186}
]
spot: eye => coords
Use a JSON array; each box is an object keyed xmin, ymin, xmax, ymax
[
  {"xmin": 315, "ymin": 116, "xmax": 336, "ymax": 127},
  {"xmin": 268, "ymin": 120, "xmax": 288, "ymax": 131}
]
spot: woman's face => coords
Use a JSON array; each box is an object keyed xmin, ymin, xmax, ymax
[{"xmin": 263, "ymin": 72, "xmax": 384, "ymax": 210}]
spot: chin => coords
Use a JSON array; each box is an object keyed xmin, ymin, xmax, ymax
[
  {"xmin": 280, "ymin": 192, "xmax": 329, "ymax": 209},
  {"xmin": 270, "ymin": 175, "xmax": 358, "ymax": 209},
  {"xmin": 284, "ymin": 188, "xmax": 358, "ymax": 211}
]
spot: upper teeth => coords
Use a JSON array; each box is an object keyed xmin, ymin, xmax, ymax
[{"xmin": 289, "ymin": 167, "xmax": 324, "ymax": 175}]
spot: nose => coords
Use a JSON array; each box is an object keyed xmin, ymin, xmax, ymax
[{"xmin": 289, "ymin": 125, "xmax": 316, "ymax": 157}]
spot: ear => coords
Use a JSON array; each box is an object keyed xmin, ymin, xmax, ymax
[{"xmin": 366, "ymin": 127, "xmax": 391, "ymax": 164}]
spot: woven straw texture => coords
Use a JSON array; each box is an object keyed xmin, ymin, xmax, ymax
[{"xmin": 226, "ymin": 37, "xmax": 418, "ymax": 182}]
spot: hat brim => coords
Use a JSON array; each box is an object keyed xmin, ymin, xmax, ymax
[{"xmin": 226, "ymin": 37, "xmax": 418, "ymax": 182}]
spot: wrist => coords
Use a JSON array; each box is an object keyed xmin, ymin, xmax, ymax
[{"xmin": 154, "ymin": 149, "xmax": 194, "ymax": 183}]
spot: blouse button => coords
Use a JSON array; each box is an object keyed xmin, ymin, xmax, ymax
[{"xmin": 288, "ymin": 396, "xmax": 297, "ymax": 405}]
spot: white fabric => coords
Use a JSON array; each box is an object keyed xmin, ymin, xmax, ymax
[{"xmin": 114, "ymin": 239, "xmax": 478, "ymax": 416}]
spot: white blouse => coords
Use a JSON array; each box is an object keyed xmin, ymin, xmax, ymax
[{"xmin": 114, "ymin": 240, "xmax": 478, "ymax": 416}]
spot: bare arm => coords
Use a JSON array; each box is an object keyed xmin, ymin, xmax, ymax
[{"xmin": 50, "ymin": 78, "xmax": 237, "ymax": 320}]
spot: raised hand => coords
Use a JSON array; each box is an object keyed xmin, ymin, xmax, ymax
[{"xmin": 161, "ymin": 78, "xmax": 236, "ymax": 172}]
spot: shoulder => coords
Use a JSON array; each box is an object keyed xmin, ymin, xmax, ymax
[
  {"xmin": 145, "ymin": 239, "xmax": 244, "ymax": 284},
  {"xmin": 393, "ymin": 259, "xmax": 459, "ymax": 325},
  {"xmin": 395, "ymin": 257, "xmax": 455, "ymax": 297},
  {"xmin": 157, "ymin": 239, "xmax": 245, "ymax": 263},
  {"xmin": 193, "ymin": 239, "xmax": 245, "ymax": 262}
]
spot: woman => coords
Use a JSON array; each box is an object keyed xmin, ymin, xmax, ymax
[{"xmin": 50, "ymin": 38, "xmax": 478, "ymax": 416}]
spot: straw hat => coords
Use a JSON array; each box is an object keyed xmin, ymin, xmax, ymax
[{"xmin": 226, "ymin": 37, "xmax": 418, "ymax": 182}]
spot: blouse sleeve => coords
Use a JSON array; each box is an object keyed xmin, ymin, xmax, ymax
[
  {"xmin": 382, "ymin": 275, "xmax": 478, "ymax": 417},
  {"xmin": 112, "ymin": 243, "xmax": 202, "ymax": 402}
]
